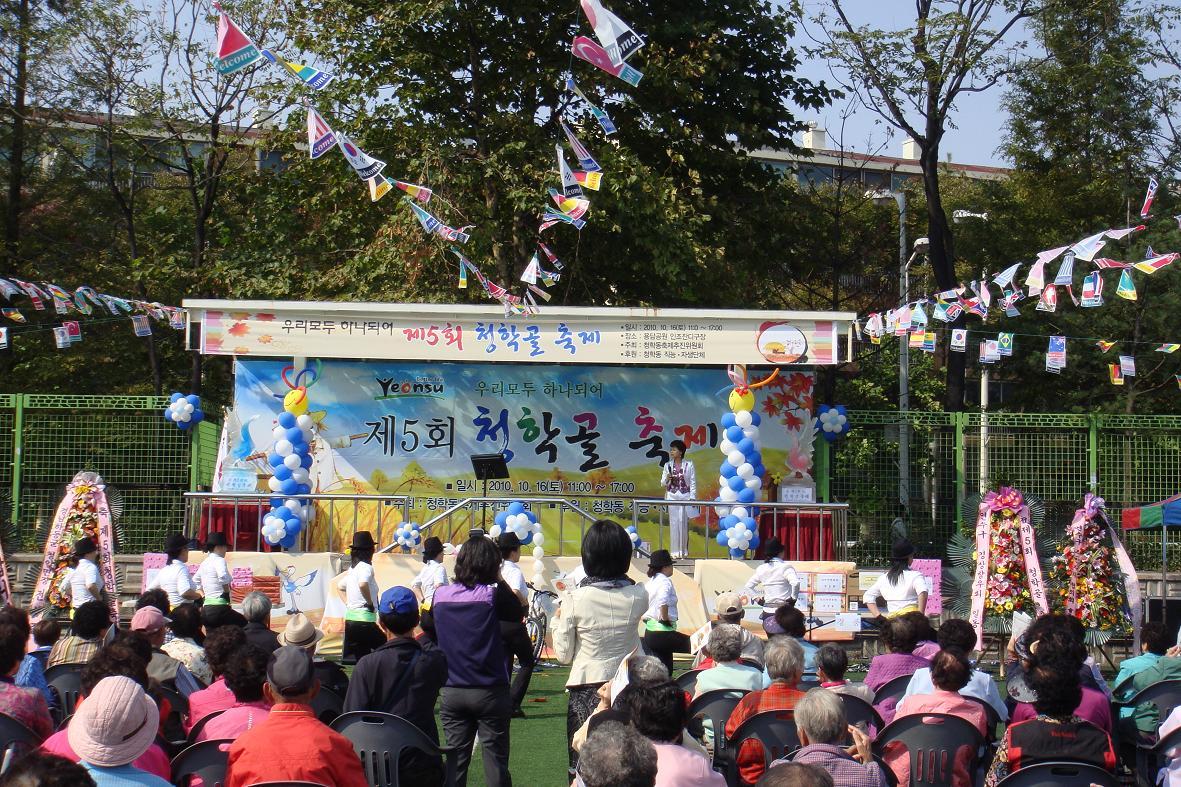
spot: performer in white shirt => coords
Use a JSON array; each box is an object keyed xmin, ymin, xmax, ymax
[
  {"xmin": 864, "ymin": 538, "xmax": 929, "ymax": 617},
  {"xmin": 412, "ymin": 536, "xmax": 449, "ymax": 605},
  {"xmin": 498, "ymin": 532, "xmax": 534, "ymax": 717},
  {"xmin": 148, "ymin": 533, "xmax": 203, "ymax": 607},
  {"xmin": 197, "ymin": 531, "xmax": 245, "ymax": 629},
  {"xmin": 660, "ymin": 439, "xmax": 697, "ymax": 559},
  {"xmin": 739, "ymin": 537, "xmax": 800, "ymax": 634},
  {"xmin": 641, "ymin": 550, "xmax": 690, "ymax": 674},
  {"xmin": 337, "ymin": 530, "xmax": 383, "ymax": 662},
  {"xmin": 62, "ymin": 536, "xmax": 103, "ymax": 609}
]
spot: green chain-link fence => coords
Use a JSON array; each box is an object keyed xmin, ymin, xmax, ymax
[
  {"xmin": 824, "ymin": 411, "xmax": 1181, "ymax": 569},
  {"xmin": 1, "ymin": 395, "xmax": 218, "ymax": 554}
]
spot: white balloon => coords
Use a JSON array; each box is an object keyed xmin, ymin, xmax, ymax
[
  {"xmin": 533, "ymin": 533, "xmax": 545, "ymax": 547},
  {"xmin": 283, "ymin": 454, "xmax": 301, "ymax": 470},
  {"xmin": 532, "ymin": 546, "xmax": 545, "ymax": 559},
  {"xmin": 284, "ymin": 499, "xmax": 301, "ymax": 513},
  {"xmin": 727, "ymin": 451, "xmax": 745, "ymax": 467},
  {"xmin": 169, "ymin": 411, "xmax": 181, "ymax": 422},
  {"xmin": 267, "ymin": 476, "xmax": 282, "ymax": 492},
  {"xmin": 737, "ymin": 463, "xmax": 755, "ymax": 479},
  {"xmin": 732, "ymin": 506, "xmax": 749, "ymax": 519},
  {"xmin": 727, "ymin": 537, "xmax": 739, "ymax": 549},
  {"xmin": 718, "ymin": 475, "xmax": 729, "ymax": 489},
  {"xmin": 272, "ymin": 425, "xmax": 286, "ymax": 439},
  {"xmin": 720, "ymin": 487, "xmax": 739, "ymax": 502},
  {"xmin": 275, "ymin": 439, "xmax": 293, "ymax": 456},
  {"xmin": 299, "ymin": 508, "xmax": 310, "ymax": 522},
  {"xmin": 182, "ymin": 402, "xmax": 194, "ymax": 414},
  {"xmin": 179, "ymin": 412, "xmax": 191, "ymax": 422},
  {"xmin": 443, "ymin": 542, "xmax": 455, "ymax": 555},
  {"xmin": 297, "ymin": 414, "xmax": 314, "ymax": 430},
  {"xmin": 301, "ymin": 428, "xmax": 315, "ymax": 444},
  {"xmin": 737, "ymin": 540, "xmax": 749, "ymax": 551},
  {"xmin": 532, "ymin": 573, "xmax": 546, "ymax": 586},
  {"xmin": 532, "ymin": 559, "xmax": 545, "ymax": 573},
  {"xmin": 742, "ymin": 426, "xmax": 758, "ymax": 439},
  {"xmin": 489, "ymin": 525, "xmax": 503, "ymax": 538},
  {"xmin": 291, "ymin": 468, "xmax": 309, "ymax": 484},
  {"xmin": 745, "ymin": 478, "xmax": 762, "ymax": 491},
  {"xmin": 719, "ymin": 439, "xmax": 737, "ymax": 454},
  {"xmin": 275, "ymin": 528, "xmax": 286, "ymax": 540},
  {"xmin": 734, "ymin": 410, "xmax": 753, "ymax": 428},
  {"xmin": 714, "ymin": 505, "xmax": 731, "ymax": 517}
]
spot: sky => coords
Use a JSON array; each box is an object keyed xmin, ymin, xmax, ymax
[{"xmin": 788, "ymin": 2, "xmax": 1035, "ymax": 168}]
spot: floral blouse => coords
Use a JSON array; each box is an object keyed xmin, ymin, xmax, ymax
[{"xmin": 162, "ymin": 637, "xmax": 212, "ymax": 686}]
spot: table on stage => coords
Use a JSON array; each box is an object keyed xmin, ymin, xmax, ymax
[{"xmin": 757, "ymin": 509, "xmax": 836, "ymax": 561}]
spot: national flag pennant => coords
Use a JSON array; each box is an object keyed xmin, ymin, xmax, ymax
[
  {"xmin": 336, "ymin": 133, "xmax": 386, "ymax": 181},
  {"xmin": 1156, "ymin": 344, "xmax": 1180, "ymax": 354},
  {"xmin": 368, "ymin": 174, "xmax": 393, "ymax": 202},
  {"xmin": 950, "ymin": 328, "xmax": 967, "ymax": 352},
  {"xmin": 262, "ymin": 50, "xmax": 335, "ymax": 90},
  {"xmin": 527, "ymin": 284, "xmax": 552, "ymax": 302},
  {"xmin": 538, "ymin": 241, "xmax": 565, "ymax": 270},
  {"xmin": 1115, "ymin": 269, "xmax": 1137, "ymax": 301},
  {"xmin": 11, "ymin": 279, "xmax": 45, "ymax": 310},
  {"xmin": 922, "ymin": 331, "xmax": 936, "ymax": 353},
  {"xmin": 993, "ymin": 263, "xmax": 1021, "ymax": 290},
  {"xmin": 1096, "ymin": 340, "xmax": 1116, "ymax": 353},
  {"xmin": 580, "ymin": 0, "xmax": 645, "ymax": 67},
  {"xmin": 305, "ymin": 106, "xmax": 337, "ymax": 160},
  {"xmin": 520, "ymin": 255, "xmax": 541, "ymax": 285},
  {"xmin": 457, "ymin": 257, "xmax": 468, "ymax": 289},
  {"xmin": 406, "ymin": 199, "xmax": 472, "ymax": 243},
  {"xmin": 1120, "ymin": 354, "xmax": 1136, "ymax": 377},
  {"xmin": 560, "ymin": 119, "xmax": 601, "ymax": 172},
  {"xmin": 393, "ymin": 180, "xmax": 432, "ymax": 203},
  {"xmin": 1133, "ymin": 253, "xmax": 1179, "ymax": 275},
  {"xmin": 1080, "ymin": 271, "xmax": 1104, "ymax": 307},
  {"xmin": 997, "ymin": 332, "xmax": 1014, "ymax": 356},
  {"xmin": 1046, "ymin": 335, "xmax": 1067, "ymax": 372},
  {"xmin": 1, "ymin": 307, "xmax": 25, "ymax": 323},
  {"xmin": 71, "ymin": 288, "xmax": 94, "ymax": 315},
  {"xmin": 932, "ymin": 301, "xmax": 952, "ymax": 323},
  {"xmin": 982, "ymin": 340, "xmax": 1000, "ymax": 363},
  {"xmin": 908, "ymin": 331, "xmax": 924, "ymax": 349},
  {"xmin": 44, "ymin": 283, "xmax": 74, "ymax": 314},
  {"xmin": 214, "ymin": 2, "xmax": 266, "ymax": 76},
  {"xmin": 538, "ymin": 265, "xmax": 560, "ymax": 286},
  {"xmin": 1053, "ymin": 255, "xmax": 1075, "ymax": 286},
  {"xmin": 910, "ymin": 304, "xmax": 928, "ymax": 329},
  {"xmin": 1035, "ymin": 284, "xmax": 1058, "ymax": 313},
  {"xmin": 0, "ymin": 278, "xmax": 19, "ymax": 299},
  {"xmin": 1092, "ymin": 258, "xmax": 1130, "ymax": 269},
  {"xmin": 540, "ymin": 207, "xmax": 586, "ymax": 231},
  {"xmin": 1001, "ymin": 290, "xmax": 1021, "ymax": 317},
  {"xmin": 436, "ymin": 224, "xmax": 474, "ymax": 244},
  {"xmin": 1109, "ymin": 363, "xmax": 1124, "ymax": 386},
  {"xmin": 1141, "ymin": 175, "xmax": 1158, "ymax": 218},
  {"xmin": 556, "ymin": 145, "xmax": 585, "ymax": 199},
  {"xmin": 566, "ymin": 78, "xmax": 617, "ymax": 135},
  {"xmin": 1070, "ymin": 231, "xmax": 1107, "ymax": 262},
  {"xmin": 0, "ymin": 327, "xmax": 7, "ymax": 349},
  {"xmin": 571, "ymin": 36, "xmax": 643, "ymax": 86},
  {"xmin": 1176, "ymin": 374, "xmax": 1181, "ymax": 390},
  {"xmin": 549, "ymin": 189, "xmax": 590, "ymax": 221},
  {"xmin": 574, "ymin": 171, "xmax": 602, "ymax": 191}
]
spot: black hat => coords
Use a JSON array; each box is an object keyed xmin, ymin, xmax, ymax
[
  {"xmin": 891, "ymin": 539, "xmax": 915, "ymax": 560},
  {"xmin": 349, "ymin": 531, "xmax": 376, "ymax": 551},
  {"xmin": 497, "ymin": 532, "xmax": 522, "ymax": 553},
  {"xmin": 267, "ymin": 645, "xmax": 316, "ymax": 696},
  {"xmin": 163, "ymin": 533, "xmax": 190, "ymax": 555},
  {"xmin": 763, "ymin": 537, "xmax": 783, "ymax": 557},
  {"xmin": 422, "ymin": 536, "xmax": 444, "ymax": 559},
  {"xmin": 204, "ymin": 532, "xmax": 227, "ymax": 550},
  {"xmin": 648, "ymin": 550, "xmax": 674, "ymax": 570},
  {"xmin": 74, "ymin": 537, "xmax": 98, "ymax": 557}
]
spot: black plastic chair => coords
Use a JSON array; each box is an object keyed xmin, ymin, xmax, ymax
[
  {"xmin": 993, "ymin": 760, "xmax": 1120, "ymax": 787},
  {"xmin": 43, "ymin": 663, "xmax": 83, "ymax": 684},
  {"xmin": 330, "ymin": 711, "xmax": 458, "ymax": 787},
  {"xmin": 0, "ymin": 713, "xmax": 43, "ymax": 764},
  {"xmin": 836, "ymin": 693, "xmax": 885, "ymax": 735},
  {"xmin": 158, "ymin": 683, "xmax": 191, "ymax": 747},
  {"xmin": 872, "ymin": 674, "xmax": 915, "ymax": 707},
  {"xmin": 47, "ymin": 668, "xmax": 83, "ymax": 725},
  {"xmin": 187, "ymin": 708, "xmax": 228, "ymax": 744},
  {"xmin": 311, "ymin": 687, "xmax": 344, "ymax": 724},
  {"xmin": 871, "ymin": 712, "xmax": 984, "ymax": 787},
  {"xmin": 724, "ymin": 709, "xmax": 801, "ymax": 787},
  {"xmin": 171, "ymin": 738, "xmax": 234, "ymax": 787},
  {"xmin": 676, "ymin": 668, "xmax": 704, "ymax": 695},
  {"xmin": 1115, "ymin": 678, "xmax": 1181, "ymax": 728},
  {"xmin": 686, "ymin": 689, "xmax": 751, "ymax": 754}
]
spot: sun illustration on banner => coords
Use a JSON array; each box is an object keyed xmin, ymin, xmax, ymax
[{"xmin": 757, "ymin": 322, "xmax": 808, "ymax": 363}]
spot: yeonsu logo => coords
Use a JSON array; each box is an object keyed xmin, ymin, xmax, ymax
[{"xmin": 376, "ymin": 377, "xmax": 445, "ymax": 400}]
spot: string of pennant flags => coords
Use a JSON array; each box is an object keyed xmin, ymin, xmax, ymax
[
  {"xmin": 213, "ymin": 0, "xmax": 647, "ymax": 316},
  {"xmin": 861, "ymin": 182, "xmax": 1181, "ymax": 389}
]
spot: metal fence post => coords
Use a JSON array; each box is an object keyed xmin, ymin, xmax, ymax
[
  {"xmin": 11, "ymin": 395, "xmax": 23, "ymax": 529},
  {"xmin": 954, "ymin": 412, "xmax": 965, "ymax": 530},
  {"xmin": 1087, "ymin": 414, "xmax": 1099, "ymax": 493},
  {"xmin": 188, "ymin": 417, "xmax": 201, "ymax": 492}
]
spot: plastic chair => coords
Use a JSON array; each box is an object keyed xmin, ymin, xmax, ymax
[
  {"xmin": 676, "ymin": 668, "xmax": 703, "ymax": 695},
  {"xmin": 686, "ymin": 688, "xmax": 751, "ymax": 754},
  {"xmin": 961, "ymin": 694, "xmax": 1002, "ymax": 741},
  {"xmin": 871, "ymin": 712, "xmax": 984, "ymax": 787},
  {"xmin": 330, "ymin": 711, "xmax": 458, "ymax": 787},
  {"xmin": 311, "ymin": 686, "xmax": 344, "ymax": 724},
  {"xmin": 836, "ymin": 693, "xmax": 885, "ymax": 735},
  {"xmin": 724, "ymin": 709, "xmax": 801, "ymax": 787},
  {"xmin": 187, "ymin": 708, "xmax": 228, "ymax": 744},
  {"xmin": 158, "ymin": 683, "xmax": 191, "ymax": 747},
  {"xmin": 43, "ymin": 663, "xmax": 83, "ymax": 684},
  {"xmin": 0, "ymin": 713, "xmax": 43, "ymax": 764},
  {"xmin": 47, "ymin": 668, "xmax": 83, "ymax": 725},
  {"xmin": 872, "ymin": 674, "xmax": 915, "ymax": 707},
  {"xmin": 171, "ymin": 738, "xmax": 234, "ymax": 787},
  {"xmin": 1116, "ymin": 678, "xmax": 1181, "ymax": 728},
  {"xmin": 993, "ymin": 760, "xmax": 1119, "ymax": 787}
]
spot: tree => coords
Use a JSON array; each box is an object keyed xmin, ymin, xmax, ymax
[{"xmin": 811, "ymin": 0, "xmax": 1035, "ymax": 410}]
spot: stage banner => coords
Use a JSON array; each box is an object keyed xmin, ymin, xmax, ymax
[{"xmin": 226, "ymin": 359, "xmax": 814, "ymax": 553}]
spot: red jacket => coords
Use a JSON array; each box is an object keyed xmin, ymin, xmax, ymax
[{"xmin": 226, "ymin": 703, "xmax": 367, "ymax": 787}]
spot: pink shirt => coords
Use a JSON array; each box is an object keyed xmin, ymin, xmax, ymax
[
  {"xmin": 40, "ymin": 730, "xmax": 171, "ymax": 780},
  {"xmin": 653, "ymin": 742, "xmax": 726, "ymax": 787},
  {"xmin": 186, "ymin": 678, "xmax": 236, "ymax": 732},
  {"xmin": 198, "ymin": 702, "xmax": 271, "ymax": 741},
  {"xmin": 913, "ymin": 641, "xmax": 941, "ymax": 661},
  {"xmin": 1012, "ymin": 686, "xmax": 1112, "ymax": 734},
  {"xmin": 886, "ymin": 691, "xmax": 987, "ymax": 787}
]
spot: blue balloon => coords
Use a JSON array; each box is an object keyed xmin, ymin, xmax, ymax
[
  {"xmin": 525, "ymin": 511, "xmax": 538, "ymax": 523},
  {"xmin": 295, "ymin": 483, "xmax": 310, "ymax": 495},
  {"xmin": 494, "ymin": 511, "xmax": 510, "ymax": 527},
  {"xmin": 753, "ymin": 464, "xmax": 766, "ymax": 479},
  {"xmin": 176, "ymin": 420, "xmax": 191, "ymax": 431},
  {"xmin": 519, "ymin": 530, "xmax": 534, "ymax": 546},
  {"xmin": 751, "ymin": 412, "xmax": 761, "ymax": 426},
  {"xmin": 721, "ymin": 413, "xmax": 737, "ymax": 428},
  {"xmin": 626, "ymin": 525, "xmax": 637, "ymax": 533},
  {"xmin": 285, "ymin": 427, "xmax": 303, "ymax": 443},
  {"xmin": 170, "ymin": 392, "xmax": 184, "ymax": 403},
  {"xmin": 273, "ymin": 466, "xmax": 292, "ymax": 482},
  {"xmin": 278, "ymin": 412, "xmax": 297, "ymax": 428},
  {"xmin": 162, "ymin": 407, "xmax": 172, "ymax": 420},
  {"xmin": 747, "ymin": 451, "xmax": 762, "ymax": 468},
  {"xmin": 717, "ymin": 531, "xmax": 730, "ymax": 546},
  {"xmin": 268, "ymin": 453, "xmax": 283, "ymax": 468},
  {"xmin": 192, "ymin": 410, "xmax": 204, "ymax": 423},
  {"xmin": 279, "ymin": 533, "xmax": 297, "ymax": 549},
  {"xmin": 720, "ymin": 463, "xmax": 738, "ymax": 479},
  {"xmin": 737, "ymin": 438, "xmax": 755, "ymax": 455},
  {"xmin": 300, "ymin": 453, "xmax": 313, "ymax": 469},
  {"xmin": 720, "ymin": 515, "xmax": 739, "ymax": 529},
  {"xmin": 507, "ymin": 502, "xmax": 525, "ymax": 516},
  {"xmin": 279, "ymin": 478, "xmax": 298, "ymax": 496},
  {"xmin": 185, "ymin": 394, "xmax": 200, "ymax": 406},
  {"xmin": 730, "ymin": 547, "xmax": 746, "ymax": 559},
  {"xmin": 749, "ymin": 534, "xmax": 760, "ymax": 550},
  {"xmin": 727, "ymin": 476, "xmax": 746, "ymax": 492},
  {"xmin": 725, "ymin": 426, "xmax": 744, "ymax": 443},
  {"xmin": 291, "ymin": 442, "xmax": 308, "ymax": 457},
  {"xmin": 737, "ymin": 489, "xmax": 756, "ymax": 504},
  {"xmin": 269, "ymin": 497, "xmax": 283, "ymax": 508},
  {"xmin": 742, "ymin": 517, "xmax": 757, "ymax": 531}
]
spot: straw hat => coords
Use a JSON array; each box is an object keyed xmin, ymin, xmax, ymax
[
  {"xmin": 67, "ymin": 676, "xmax": 159, "ymax": 767},
  {"xmin": 277, "ymin": 612, "xmax": 324, "ymax": 650}
]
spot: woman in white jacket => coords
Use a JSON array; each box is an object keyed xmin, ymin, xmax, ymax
[
  {"xmin": 660, "ymin": 439, "xmax": 696, "ymax": 559},
  {"xmin": 553, "ymin": 520, "xmax": 647, "ymax": 775}
]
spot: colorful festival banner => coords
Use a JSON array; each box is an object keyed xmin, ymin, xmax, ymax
[
  {"xmin": 335, "ymin": 134, "xmax": 386, "ymax": 180},
  {"xmin": 559, "ymin": 119, "xmax": 601, "ymax": 173},
  {"xmin": 571, "ymin": 36, "xmax": 644, "ymax": 86},
  {"xmin": 263, "ymin": 51, "xmax": 335, "ymax": 90},
  {"xmin": 214, "ymin": 3, "xmax": 266, "ymax": 76},
  {"xmin": 306, "ymin": 107, "xmax": 337, "ymax": 160},
  {"xmin": 557, "ymin": 145, "xmax": 585, "ymax": 199},
  {"xmin": 580, "ymin": 0, "xmax": 645, "ymax": 66}
]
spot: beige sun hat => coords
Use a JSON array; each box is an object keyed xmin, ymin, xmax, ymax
[
  {"xmin": 67, "ymin": 676, "xmax": 159, "ymax": 767},
  {"xmin": 276, "ymin": 612, "xmax": 324, "ymax": 650}
]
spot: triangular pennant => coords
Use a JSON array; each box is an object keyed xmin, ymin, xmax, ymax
[
  {"xmin": 1096, "ymin": 340, "xmax": 1116, "ymax": 353},
  {"xmin": 1142, "ymin": 176, "xmax": 1159, "ymax": 218},
  {"xmin": 335, "ymin": 133, "xmax": 386, "ymax": 180},
  {"xmin": 1, "ymin": 307, "xmax": 26, "ymax": 323},
  {"xmin": 557, "ymin": 145, "xmax": 585, "ymax": 199},
  {"xmin": 1115, "ymin": 269, "xmax": 1137, "ymax": 301},
  {"xmin": 527, "ymin": 283, "xmax": 552, "ymax": 302},
  {"xmin": 393, "ymin": 180, "xmax": 432, "ymax": 203},
  {"xmin": 1080, "ymin": 271, "xmax": 1104, "ymax": 307},
  {"xmin": 559, "ymin": 119, "xmax": 601, "ymax": 172},
  {"xmin": 214, "ymin": 3, "xmax": 266, "ymax": 76},
  {"xmin": 1092, "ymin": 258, "xmax": 1130, "ymax": 269},
  {"xmin": 1070, "ymin": 231, "xmax": 1107, "ymax": 262},
  {"xmin": 306, "ymin": 106, "xmax": 337, "ymax": 160},
  {"xmin": 1024, "ymin": 260, "xmax": 1047, "ymax": 296},
  {"xmin": 574, "ymin": 171, "xmax": 602, "ymax": 191},
  {"xmin": 571, "ymin": 36, "xmax": 643, "ymax": 86},
  {"xmin": 368, "ymin": 174, "xmax": 393, "ymax": 202},
  {"xmin": 263, "ymin": 51, "xmax": 334, "ymax": 90},
  {"xmin": 548, "ymin": 188, "xmax": 590, "ymax": 221},
  {"xmin": 1120, "ymin": 355, "xmax": 1136, "ymax": 377},
  {"xmin": 993, "ymin": 263, "xmax": 1021, "ymax": 290},
  {"xmin": 566, "ymin": 78, "xmax": 617, "ymax": 135},
  {"xmin": 542, "ymin": 206, "xmax": 586, "ymax": 231},
  {"xmin": 580, "ymin": 0, "xmax": 645, "ymax": 66},
  {"xmin": 1155, "ymin": 344, "xmax": 1180, "ymax": 354},
  {"xmin": 1109, "ymin": 363, "xmax": 1124, "ymax": 385},
  {"xmin": 406, "ymin": 199, "xmax": 442, "ymax": 235},
  {"xmin": 1133, "ymin": 253, "xmax": 1179, "ymax": 275},
  {"xmin": 458, "ymin": 258, "xmax": 468, "ymax": 289},
  {"xmin": 538, "ymin": 242, "xmax": 565, "ymax": 270},
  {"xmin": 1053, "ymin": 255, "xmax": 1075, "ymax": 286},
  {"xmin": 520, "ymin": 255, "xmax": 541, "ymax": 285},
  {"xmin": 0, "ymin": 278, "xmax": 20, "ymax": 299}
]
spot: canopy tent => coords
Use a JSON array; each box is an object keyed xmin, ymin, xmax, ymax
[{"xmin": 1121, "ymin": 494, "xmax": 1181, "ymax": 530}]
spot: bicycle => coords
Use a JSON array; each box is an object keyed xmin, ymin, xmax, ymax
[{"xmin": 525, "ymin": 582, "xmax": 558, "ymax": 662}]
